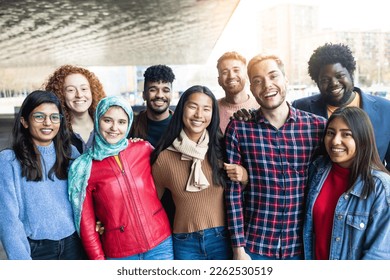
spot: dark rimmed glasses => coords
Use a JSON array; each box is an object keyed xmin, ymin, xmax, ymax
[{"xmin": 31, "ymin": 112, "xmax": 63, "ymax": 124}]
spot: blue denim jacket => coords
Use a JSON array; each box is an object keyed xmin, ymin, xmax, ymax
[{"xmin": 303, "ymin": 156, "xmax": 390, "ymax": 260}]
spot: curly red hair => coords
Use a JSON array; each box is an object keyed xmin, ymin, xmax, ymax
[{"xmin": 43, "ymin": 65, "xmax": 106, "ymax": 132}]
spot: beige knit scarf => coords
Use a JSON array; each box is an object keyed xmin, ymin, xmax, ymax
[{"xmin": 168, "ymin": 129, "xmax": 210, "ymax": 192}]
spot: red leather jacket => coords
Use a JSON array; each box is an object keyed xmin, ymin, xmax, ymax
[{"xmin": 80, "ymin": 140, "xmax": 171, "ymax": 259}]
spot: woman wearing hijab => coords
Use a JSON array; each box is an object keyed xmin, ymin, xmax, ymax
[
  {"xmin": 68, "ymin": 95, "xmax": 172, "ymax": 260},
  {"xmin": 150, "ymin": 85, "xmax": 232, "ymax": 260}
]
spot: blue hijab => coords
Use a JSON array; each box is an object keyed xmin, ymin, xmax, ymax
[{"xmin": 68, "ymin": 95, "xmax": 133, "ymax": 234}]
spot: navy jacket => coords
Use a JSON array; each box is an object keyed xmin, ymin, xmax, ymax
[{"xmin": 292, "ymin": 87, "xmax": 390, "ymax": 171}]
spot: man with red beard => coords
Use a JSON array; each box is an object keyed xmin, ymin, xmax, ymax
[{"xmin": 216, "ymin": 51, "xmax": 259, "ymax": 134}]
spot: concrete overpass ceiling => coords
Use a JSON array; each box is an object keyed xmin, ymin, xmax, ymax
[{"xmin": 0, "ymin": 0, "xmax": 239, "ymax": 67}]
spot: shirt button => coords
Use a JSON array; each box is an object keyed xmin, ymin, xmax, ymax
[
  {"xmin": 335, "ymin": 237, "xmax": 341, "ymax": 242},
  {"xmin": 337, "ymin": 215, "xmax": 343, "ymax": 220},
  {"xmin": 360, "ymin": 223, "xmax": 365, "ymax": 229},
  {"xmin": 344, "ymin": 194, "xmax": 349, "ymax": 199},
  {"xmin": 120, "ymin": 226, "xmax": 125, "ymax": 232}
]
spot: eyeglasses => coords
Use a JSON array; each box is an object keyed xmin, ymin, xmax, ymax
[{"xmin": 31, "ymin": 112, "xmax": 63, "ymax": 124}]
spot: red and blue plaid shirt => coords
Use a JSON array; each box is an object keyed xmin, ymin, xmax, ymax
[{"xmin": 225, "ymin": 105, "xmax": 326, "ymax": 259}]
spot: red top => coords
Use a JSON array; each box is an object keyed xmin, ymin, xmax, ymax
[{"xmin": 313, "ymin": 163, "xmax": 350, "ymax": 259}]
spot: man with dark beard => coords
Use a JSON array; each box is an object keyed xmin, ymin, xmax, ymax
[
  {"xmin": 216, "ymin": 51, "xmax": 259, "ymax": 134},
  {"xmin": 292, "ymin": 43, "xmax": 390, "ymax": 170},
  {"xmin": 129, "ymin": 64, "xmax": 176, "ymax": 227},
  {"xmin": 129, "ymin": 64, "xmax": 175, "ymax": 147}
]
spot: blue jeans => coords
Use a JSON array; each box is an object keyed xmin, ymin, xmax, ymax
[
  {"xmin": 173, "ymin": 226, "xmax": 232, "ymax": 260},
  {"xmin": 28, "ymin": 232, "xmax": 87, "ymax": 260},
  {"xmin": 107, "ymin": 236, "xmax": 173, "ymax": 260},
  {"xmin": 244, "ymin": 248, "xmax": 303, "ymax": 260}
]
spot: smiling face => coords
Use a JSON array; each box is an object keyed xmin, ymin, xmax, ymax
[
  {"xmin": 317, "ymin": 63, "xmax": 355, "ymax": 107},
  {"xmin": 182, "ymin": 92, "xmax": 213, "ymax": 142},
  {"xmin": 324, "ymin": 117, "xmax": 356, "ymax": 168},
  {"xmin": 99, "ymin": 106, "xmax": 129, "ymax": 145},
  {"xmin": 218, "ymin": 58, "xmax": 247, "ymax": 96},
  {"xmin": 63, "ymin": 73, "xmax": 93, "ymax": 116},
  {"xmin": 249, "ymin": 59, "xmax": 288, "ymax": 110},
  {"xmin": 21, "ymin": 103, "xmax": 61, "ymax": 146},
  {"xmin": 143, "ymin": 81, "xmax": 172, "ymax": 118}
]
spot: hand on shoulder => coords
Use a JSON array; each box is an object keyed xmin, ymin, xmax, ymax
[
  {"xmin": 129, "ymin": 137, "xmax": 145, "ymax": 143},
  {"xmin": 230, "ymin": 108, "xmax": 254, "ymax": 121}
]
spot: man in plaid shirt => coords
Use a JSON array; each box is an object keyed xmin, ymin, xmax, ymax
[{"xmin": 224, "ymin": 54, "xmax": 326, "ymax": 260}]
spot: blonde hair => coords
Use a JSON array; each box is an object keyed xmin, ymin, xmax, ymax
[{"xmin": 247, "ymin": 54, "xmax": 285, "ymax": 80}]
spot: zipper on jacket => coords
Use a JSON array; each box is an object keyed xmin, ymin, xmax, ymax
[{"xmin": 116, "ymin": 152, "xmax": 150, "ymax": 246}]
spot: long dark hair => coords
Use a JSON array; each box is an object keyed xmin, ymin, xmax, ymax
[
  {"xmin": 150, "ymin": 85, "xmax": 225, "ymax": 187},
  {"xmin": 12, "ymin": 90, "xmax": 73, "ymax": 181},
  {"xmin": 323, "ymin": 107, "xmax": 389, "ymax": 197}
]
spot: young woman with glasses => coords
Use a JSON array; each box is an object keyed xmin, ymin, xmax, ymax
[{"xmin": 0, "ymin": 90, "xmax": 86, "ymax": 260}]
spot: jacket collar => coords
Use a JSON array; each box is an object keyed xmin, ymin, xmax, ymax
[
  {"xmin": 311, "ymin": 156, "xmax": 364, "ymax": 199},
  {"xmin": 309, "ymin": 87, "xmax": 367, "ymax": 118},
  {"xmin": 312, "ymin": 155, "xmax": 390, "ymax": 201}
]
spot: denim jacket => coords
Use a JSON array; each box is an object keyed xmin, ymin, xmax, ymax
[{"xmin": 303, "ymin": 156, "xmax": 390, "ymax": 260}]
